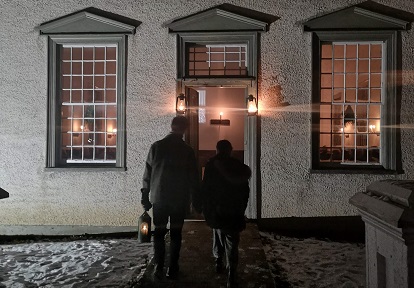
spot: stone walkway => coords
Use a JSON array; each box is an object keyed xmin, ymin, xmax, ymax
[{"xmin": 138, "ymin": 221, "xmax": 274, "ymax": 288}]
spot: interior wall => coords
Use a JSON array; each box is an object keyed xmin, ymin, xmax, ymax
[{"xmin": 198, "ymin": 87, "xmax": 245, "ymax": 151}]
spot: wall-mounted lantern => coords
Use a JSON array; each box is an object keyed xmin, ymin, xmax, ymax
[
  {"xmin": 176, "ymin": 93, "xmax": 186, "ymax": 114},
  {"xmin": 138, "ymin": 211, "xmax": 152, "ymax": 243},
  {"xmin": 247, "ymin": 94, "xmax": 258, "ymax": 115}
]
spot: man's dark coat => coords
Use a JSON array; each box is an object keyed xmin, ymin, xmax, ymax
[{"xmin": 142, "ymin": 133, "xmax": 199, "ymax": 207}]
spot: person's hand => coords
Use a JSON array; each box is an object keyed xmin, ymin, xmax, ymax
[
  {"xmin": 140, "ymin": 188, "xmax": 152, "ymax": 211},
  {"xmin": 141, "ymin": 198, "xmax": 152, "ymax": 211}
]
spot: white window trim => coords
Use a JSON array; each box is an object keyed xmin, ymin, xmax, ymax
[
  {"xmin": 321, "ymin": 41, "xmax": 384, "ymax": 166},
  {"xmin": 177, "ymin": 32, "xmax": 258, "ymax": 79},
  {"xmin": 311, "ymin": 31, "xmax": 399, "ymax": 172},
  {"xmin": 46, "ymin": 35, "xmax": 127, "ymax": 168}
]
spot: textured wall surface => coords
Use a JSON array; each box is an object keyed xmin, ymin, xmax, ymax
[{"xmin": 1, "ymin": 0, "xmax": 414, "ymax": 227}]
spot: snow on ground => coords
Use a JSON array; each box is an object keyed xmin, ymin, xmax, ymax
[
  {"xmin": 260, "ymin": 232, "xmax": 366, "ymax": 288},
  {"xmin": 0, "ymin": 232, "xmax": 366, "ymax": 287},
  {"xmin": 0, "ymin": 239, "xmax": 153, "ymax": 288}
]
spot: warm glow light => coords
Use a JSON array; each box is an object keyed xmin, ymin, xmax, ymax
[
  {"xmin": 108, "ymin": 127, "xmax": 117, "ymax": 138},
  {"xmin": 247, "ymin": 95, "xmax": 258, "ymax": 115},
  {"xmin": 80, "ymin": 125, "xmax": 84, "ymax": 130},
  {"xmin": 247, "ymin": 101, "xmax": 257, "ymax": 114},
  {"xmin": 141, "ymin": 223, "xmax": 148, "ymax": 235},
  {"xmin": 219, "ymin": 112, "xmax": 223, "ymax": 116},
  {"xmin": 344, "ymin": 121, "xmax": 353, "ymax": 131},
  {"xmin": 177, "ymin": 100, "xmax": 185, "ymax": 112},
  {"xmin": 176, "ymin": 93, "xmax": 186, "ymax": 114},
  {"xmin": 369, "ymin": 125, "xmax": 376, "ymax": 132}
]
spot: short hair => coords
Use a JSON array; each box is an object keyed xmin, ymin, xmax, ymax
[
  {"xmin": 171, "ymin": 116, "xmax": 188, "ymax": 133},
  {"xmin": 216, "ymin": 139, "xmax": 232, "ymax": 155}
]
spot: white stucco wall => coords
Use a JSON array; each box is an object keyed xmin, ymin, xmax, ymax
[{"xmin": 1, "ymin": 0, "xmax": 414, "ymax": 229}]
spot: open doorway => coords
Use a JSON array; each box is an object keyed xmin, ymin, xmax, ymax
[{"xmin": 186, "ymin": 86, "xmax": 247, "ymax": 218}]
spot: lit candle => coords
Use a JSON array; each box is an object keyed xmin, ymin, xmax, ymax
[
  {"xmin": 177, "ymin": 99, "xmax": 185, "ymax": 112},
  {"xmin": 141, "ymin": 223, "xmax": 148, "ymax": 235}
]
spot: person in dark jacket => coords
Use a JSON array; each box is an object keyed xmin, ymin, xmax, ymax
[
  {"xmin": 201, "ymin": 139, "xmax": 251, "ymax": 288},
  {"xmin": 141, "ymin": 116, "xmax": 200, "ymax": 280}
]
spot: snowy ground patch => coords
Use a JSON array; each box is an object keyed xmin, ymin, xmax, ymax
[
  {"xmin": 260, "ymin": 232, "xmax": 365, "ymax": 288},
  {"xmin": 0, "ymin": 239, "xmax": 152, "ymax": 287}
]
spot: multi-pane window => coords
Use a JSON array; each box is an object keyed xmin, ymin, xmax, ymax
[
  {"xmin": 40, "ymin": 11, "xmax": 134, "ymax": 169},
  {"xmin": 60, "ymin": 45, "xmax": 118, "ymax": 163},
  {"xmin": 45, "ymin": 35, "xmax": 126, "ymax": 168},
  {"xmin": 187, "ymin": 44, "xmax": 247, "ymax": 76},
  {"xmin": 319, "ymin": 42, "xmax": 383, "ymax": 165},
  {"xmin": 305, "ymin": 6, "xmax": 405, "ymax": 172}
]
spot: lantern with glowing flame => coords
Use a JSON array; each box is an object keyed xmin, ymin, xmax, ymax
[
  {"xmin": 176, "ymin": 93, "xmax": 186, "ymax": 114},
  {"xmin": 138, "ymin": 211, "xmax": 152, "ymax": 243},
  {"xmin": 247, "ymin": 94, "xmax": 258, "ymax": 115}
]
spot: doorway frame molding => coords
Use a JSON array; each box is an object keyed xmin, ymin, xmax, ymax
[
  {"xmin": 166, "ymin": 5, "xmax": 275, "ymax": 219},
  {"xmin": 180, "ymin": 79, "xmax": 259, "ymax": 219}
]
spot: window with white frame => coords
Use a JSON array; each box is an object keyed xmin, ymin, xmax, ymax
[
  {"xmin": 44, "ymin": 34, "xmax": 127, "ymax": 168},
  {"xmin": 39, "ymin": 11, "xmax": 137, "ymax": 169},
  {"xmin": 60, "ymin": 45, "xmax": 118, "ymax": 163},
  {"xmin": 304, "ymin": 4, "xmax": 410, "ymax": 172},
  {"xmin": 188, "ymin": 44, "xmax": 247, "ymax": 76},
  {"xmin": 176, "ymin": 33, "xmax": 257, "ymax": 79},
  {"xmin": 319, "ymin": 42, "xmax": 383, "ymax": 165},
  {"xmin": 310, "ymin": 31, "xmax": 399, "ymax": 172}
]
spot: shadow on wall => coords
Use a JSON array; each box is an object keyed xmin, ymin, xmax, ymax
[{"xmin": 0, "ymin": 187, "xmax": 9, "ymax": 199}]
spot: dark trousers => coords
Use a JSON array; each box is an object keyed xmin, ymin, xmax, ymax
[
  {"xmin": 153, "ymin": 203, "xmax": 186, "ymax": 269},
  {"xmin": 212, "ymin": 228, "xmax": 240, "ymax": 271}
]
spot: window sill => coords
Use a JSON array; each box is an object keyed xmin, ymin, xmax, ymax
[
  {"xmin": 179, "ymin": 76, "xmax": 256, "ymax": 80},
  {"xmin": 44, "ymin": 167, "xmax": 127, "ymax": 172},
  {"xmin": 310, "ymin": 168, "xmax": 403, "ymax": 175}
]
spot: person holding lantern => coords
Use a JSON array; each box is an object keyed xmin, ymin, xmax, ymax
[
  {"xmin": 141, "ymin": 116, "xmax": 201, "ymax": 280},
  {"xmin": 201, "ymin": 139, "xmax": 251, "ymax": 288}
]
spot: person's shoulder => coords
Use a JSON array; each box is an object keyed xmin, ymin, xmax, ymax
[
  {"xmin": 229, "ymin": 157, "xmax": 251, "ymax": 178},
  {"xmin": 205, "ymin": 155, "xmax": 218, "ymax": 167},
  {"xmin": 151, "ymin": 138, "xmax": 164, "ymax": 147},
  {"xmin": 227, "ymin": 157, "xmax": 245, "ymax": 167},
  {"xmin": 209, "ymin": 154, "xmax": 220, "ymax": 162}
]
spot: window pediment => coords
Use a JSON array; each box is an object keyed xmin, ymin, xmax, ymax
[
  {"xmin": 38, "ymin": 10, "xmax": 140, "ymax": 35},
  {"xmin": 167, "ymin": 5, "xmax": 278, "ymax": 33},
  {"xmin": 304, "ymin": 5, "xmax": 410, "ymax": 31}
]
